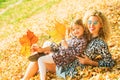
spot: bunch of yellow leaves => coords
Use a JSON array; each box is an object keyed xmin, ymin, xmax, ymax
[
  {"xmin": 19, "ymin": 30, "xmax": 38, "ymax": 56},
  {"xmin": 48, "ymin": 21, "xmax": 67, "ymax": 44}
]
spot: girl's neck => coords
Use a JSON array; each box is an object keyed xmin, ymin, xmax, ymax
[{"xmin": 76, "ymin": 35, "xmax": 83, "ymax": 38}]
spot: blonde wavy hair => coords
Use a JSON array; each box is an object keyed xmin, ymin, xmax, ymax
[{"xmin": 83, "ymin": 10, "xmax": 110, "ymax": 41}]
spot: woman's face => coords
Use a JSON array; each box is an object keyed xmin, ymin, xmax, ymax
[
  {"xmin": 71, "ymin": 24, "xmax": 84, "ymax": 38},
  {"xmin": 87, "ymin": 16, "xmax": 102, "ymax": 37}
]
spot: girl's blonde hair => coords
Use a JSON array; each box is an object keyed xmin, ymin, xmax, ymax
[{"xmin": 83, "ymin": 10, "xmax": 110, "ymax": 41}]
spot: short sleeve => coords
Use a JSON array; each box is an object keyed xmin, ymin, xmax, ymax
[{"xmin": 50, "ymin": 42, "xmax": 59, "ymax": 52}]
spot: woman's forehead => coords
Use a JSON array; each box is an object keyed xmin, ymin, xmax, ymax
[{"xmin": 88, "ymin": 16, "xmax": 99, "ymax": 21}]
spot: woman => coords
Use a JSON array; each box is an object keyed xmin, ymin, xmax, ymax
[
  {"xmin": 76, "ymin": 10, "xmax": 115, "ymax": 67},
  {"xmin": 56, "ymin": 10, "xmax": 115, "ymax": 79},
  {"xmin": 56, "ymin": 10, "xmax": 115, "ymax": 78}
]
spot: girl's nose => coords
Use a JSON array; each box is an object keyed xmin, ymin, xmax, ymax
[{"xmin": 75, "ymin": 29, "xmax": 77, "ymax": 32}]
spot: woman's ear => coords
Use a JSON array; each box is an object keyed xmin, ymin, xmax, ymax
[
  {"xmin": 100, "ymin": 25, "xmax": 103, "ymax": 29},
  {"xmin": 100, "ymin": 23, "xmax": 103, "ymax": 28}
]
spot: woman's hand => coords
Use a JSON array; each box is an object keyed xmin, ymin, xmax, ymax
[
  {"xmin": 76, "ymin": 55, "xmax": 90, "ymax": 65},
  {"xmin": 76, "ymin": 55, "xmax": 98, "ymax": 66}
]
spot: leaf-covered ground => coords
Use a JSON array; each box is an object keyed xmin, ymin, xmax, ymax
[{"xmin": 0, "ymin": 0, "xmax": 120, "ymax": 80}]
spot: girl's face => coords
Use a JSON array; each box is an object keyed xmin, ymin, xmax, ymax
[
  {"xmin": 71, "ymin": 25, "xmax": 84, "ymax": 38},
  {"xmin": 87, "ymin": 16, "xmax": 102, "ymax": 37}
]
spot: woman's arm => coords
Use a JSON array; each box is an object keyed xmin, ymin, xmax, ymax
[
  {"xmin": 77, "ymin": 40, "xmax": 115, "ymax": 67},
  {"xmin": 76, "ymin": 55, "xmax": 98, "ymax": 66},
  {"xmin": 96, "ymin": 41, "xmax": 115, "ymax": 67}
]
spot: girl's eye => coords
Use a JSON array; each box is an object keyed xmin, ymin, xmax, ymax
[
  {"xmin": 76, "ymin": 27, "xmax": 79, "ymax": 30},
  {"xmin": 72, "ymin": 28, "xmax": 75, "ymax": 31}
]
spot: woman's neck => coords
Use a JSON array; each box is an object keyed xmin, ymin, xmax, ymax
[{"xmin": 92, "ymin": 34, "xmax": 98, "ymax": 38}]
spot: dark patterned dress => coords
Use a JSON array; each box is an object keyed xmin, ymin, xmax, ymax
[
  {"xmin": 56, "ymin": 37, "xmax": 115, "ymax": 79},
  {"xmin": 49, "ymin": 36, "xmax": 87, "ymax": 79},
  {"xmin": 84, "ymin": 37, "xmax": 115, "ymax": 67},
  {"xmin": 50, "ymin": 36, "xmax": 87, "ymax": 67}
]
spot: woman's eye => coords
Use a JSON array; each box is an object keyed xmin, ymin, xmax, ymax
[
  {"xmin": 93, "ymin": 21, "xmax": 98, "ymax": 25},
  {"xmin": 88, "ymin": 21, "xmax": 92, "ymax": 25},
  {"xmin": 88, "ymin": 20, "xmax": 98, "ymax": 25}
]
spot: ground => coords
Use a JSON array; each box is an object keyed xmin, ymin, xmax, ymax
[{"xmin": 0, "ymin": 0, "xmax": 120, "ymax": 80}]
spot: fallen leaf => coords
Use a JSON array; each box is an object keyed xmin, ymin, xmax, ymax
[{"xmin": 19, "ymin": 30, "xmax": 38, "ymax": 56}]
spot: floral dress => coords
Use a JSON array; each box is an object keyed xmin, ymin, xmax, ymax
[
  {"xmin": 56, "ymin": 37, "xmax": 115, "ymax": 79},
  {"xmin": 50, "ymin": 36, "xmax": 87, "ymax": 67},
  {"xmin": 50, "ymin": 36, "xmax": 87, "ymax": 79}
]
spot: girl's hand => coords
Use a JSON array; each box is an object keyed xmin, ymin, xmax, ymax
[
  {"xmin": 31, "ymin": 44, "xmax": 40, "ymax": 52},
  {"xmin": 41, "ymin": 46, "xmax": 51, "ymax": 54},
  {"xmin": 44, "ymin": 50, "xmax": 51, "ymax": 54},
  {"xmin": 61, "ymin": 39, "xmax": 68, "ymax": 49},
  {"xmin": 76, "ymin": 55, "xmax": 91, "ymax": 65}
]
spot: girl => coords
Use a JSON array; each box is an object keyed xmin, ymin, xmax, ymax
[
  {"xmin": 21, "ymin": 19, "xmax": 88, "ymax": 80},
  {"xmin": 37, "ymin": 19, "xmax": 87, "ymax": 80}
]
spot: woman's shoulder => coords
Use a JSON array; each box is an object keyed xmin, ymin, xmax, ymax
[
  {"xmin": 88, "ymin": 37, "xmax": 107, "ymax": 46},
  {"xmin": 93, "ymin": 37, "xmax": 108, "ymax": 47}
]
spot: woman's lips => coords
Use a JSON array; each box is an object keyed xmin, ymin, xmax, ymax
[{"xmin": 89, "ymin": 27, "xmax": 95, "ymax": 31}]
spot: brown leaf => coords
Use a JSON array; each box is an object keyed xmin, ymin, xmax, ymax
[
  {"xmin": 27, "ymin": 30, "xmax": 38, "ymax": 46},
  {"xmin": 19, "ymin": 35, "xmax": 30, "ymax": 46}
]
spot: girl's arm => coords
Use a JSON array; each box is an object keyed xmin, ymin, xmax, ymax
[
  {"xmin": 52, "ymin": 37, "xmax": 87, "ymax": 66},
  {"xmin": 31, "ymin": 44, "xmax": 40, "ymax": 52},
  {"xmin": 31, "ymin": 44, "xmax": 51, "ymax": 52},
  {"xmin": 31, "ymin": 42, "xmax": 59, "ymax": 54},
  {"xmin": 57, "ymin": 37, "xmax": 87, "ymax": 60},
  {"xmin": 61, "ymin": 39, "xmax": 68, "ymax": 49},
  {"xmin": 38, "ymin": 46, "xmax": 51, "ymax": 54}
]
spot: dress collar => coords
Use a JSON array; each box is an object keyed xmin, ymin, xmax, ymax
[{"xmin": 92, "ymin": 36, "xmax": 99, "ymax": 39}]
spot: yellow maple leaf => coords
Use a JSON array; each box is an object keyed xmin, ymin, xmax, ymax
[
  {"xmin": 55, "ymin": 21, "xmax": 66, "ymax": 38},
  {"xmin": 48, "ymin": 21, "xmax": 66, "ymax": 43},
  {"xmin": 20, "ymin": 45, "xmax": 31, "ymax": 56}
]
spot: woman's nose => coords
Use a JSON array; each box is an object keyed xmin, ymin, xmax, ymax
[{"xmin": 90, "ymin": 23, "xmax": 94, "ymax": 27}]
